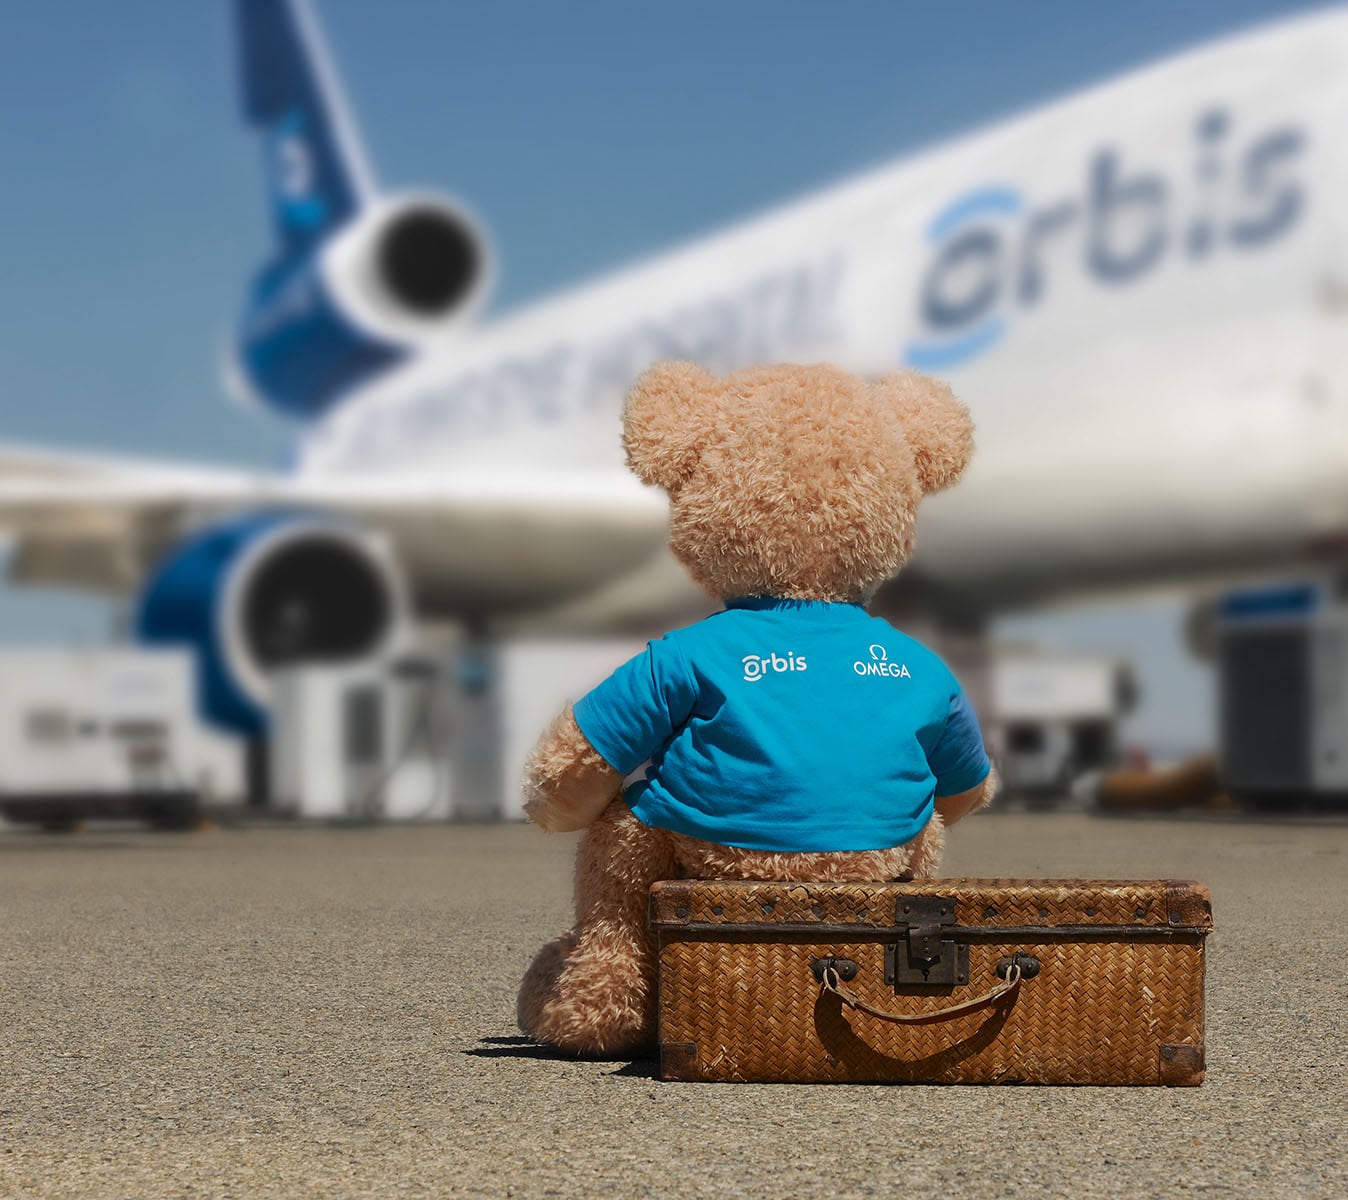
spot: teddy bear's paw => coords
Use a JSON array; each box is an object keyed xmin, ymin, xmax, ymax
[{"xmin": 516, "ymin": 926, "xmax": 655, "ymax": 1058}]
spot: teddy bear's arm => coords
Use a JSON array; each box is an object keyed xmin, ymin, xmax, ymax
[
  {"xmin": 522, "ymin": 703, "xmax": 625, "ymax": 832},
  {"xmin": 933, "ymin": 763, "xmax": 1000, "ymax": 827}
]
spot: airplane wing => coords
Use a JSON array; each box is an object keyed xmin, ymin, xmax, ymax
[
  {"xmin": 0, "ymin": 443, "xmax": 669, "ymax": 611},
  {"xmin": 0, "ymin": 444, "xmax": 255, "ymax": 591},
  {"xmin": 0, "ymin": 441, "xmax": 234, "ymax": 483}
]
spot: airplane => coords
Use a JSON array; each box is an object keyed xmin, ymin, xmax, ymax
[{"xmin": 0, "ymin": 0, "xmax": 1345, "ymax": 739}]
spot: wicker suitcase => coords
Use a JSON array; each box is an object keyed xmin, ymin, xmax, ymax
[{"xmin": 650, "ymin": 878, "xmax": 1212, "ymax": 1085}]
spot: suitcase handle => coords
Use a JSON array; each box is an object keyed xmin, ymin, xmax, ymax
[{"xmin": 817, "ymin": 960, "xmax": 1024, "ymax": 1025}]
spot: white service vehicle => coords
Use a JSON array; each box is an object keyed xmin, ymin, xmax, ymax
[
  {"xmin": 989, "ymin": 650, "xmax": 1135, "ymax": 801},
  {"xmin": 0, "ymin": 647, "xmax": 220, "ymax": 828}
]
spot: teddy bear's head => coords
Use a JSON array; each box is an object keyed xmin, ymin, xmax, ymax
[{"xmin": 621, "ymin": 361, "xmax": 973, "ymax": 604}]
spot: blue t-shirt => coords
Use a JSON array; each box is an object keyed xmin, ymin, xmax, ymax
[{"xmin": 572, "ymin": 597, "xmax": 990, "ymax": 852}]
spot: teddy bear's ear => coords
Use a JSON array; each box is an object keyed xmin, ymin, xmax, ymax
[
  {"xmin": 621, "ymin": 361, "xmax": 723, "ymax": 490},
  {"xmin": 874, "ymin": 370, "xmax": 974, "ymax": 494}
]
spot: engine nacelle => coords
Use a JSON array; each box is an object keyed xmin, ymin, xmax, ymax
[
  {"xmin": 235, "ymin": 194, "xmax": 491, "ymax": 420},
  {"xmin": 136, "ymin": 513, "xmax": 409, "ymax": 734}
]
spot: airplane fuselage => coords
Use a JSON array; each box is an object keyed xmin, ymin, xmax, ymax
[{"xmin": 292, "ymin": 9, "xmax": 1348, "ymax": 622}]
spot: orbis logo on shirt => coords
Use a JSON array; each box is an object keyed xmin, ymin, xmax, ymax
[
  {"xmin": 742, "ymin": 651, "xmax": 807, "ymax": 683},
  {"xmin": 854, "ymin": 644, "xmax": 911, "ymax": 679}
]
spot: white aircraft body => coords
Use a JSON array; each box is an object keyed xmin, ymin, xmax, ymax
[{"xmin": 0, "ymin": 0, "xmax": 1345, "ymax": 732}]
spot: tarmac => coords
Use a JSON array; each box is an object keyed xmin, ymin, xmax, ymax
[{"xmin": 1, "ymin": 808, "xmax": 1345, "ymax": 1200}]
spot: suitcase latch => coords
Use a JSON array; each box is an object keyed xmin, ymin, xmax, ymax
[{"xmin": 886, "ymin": 896, "xmax": 969, "ymax": 988}]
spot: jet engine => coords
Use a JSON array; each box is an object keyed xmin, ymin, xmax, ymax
[
  {"xmin": 136, "ymin": 513, "xmax": 409, "ymax": 734},
  {"xmin": 235, "ymin": 194, "xmax": 491, "ymax": 420}
]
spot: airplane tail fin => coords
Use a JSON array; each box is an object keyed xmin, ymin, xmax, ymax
[{"xmin": 234, "ymin": 0, "xmax": 376, "ymax": 253}]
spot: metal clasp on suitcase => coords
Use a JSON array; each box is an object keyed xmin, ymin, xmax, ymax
[{"xmin": 885, "ymin": 895, "xmax": 969, "ymax": 987}]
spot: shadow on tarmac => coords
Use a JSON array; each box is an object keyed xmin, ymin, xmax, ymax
[
  {"xmin": 465, "ymin": 1036, "xmax": 591, "ymax": 1063},
  {"xmin": 465, "ymin": 1036, "xmax": 659, "ymax": 1077}
]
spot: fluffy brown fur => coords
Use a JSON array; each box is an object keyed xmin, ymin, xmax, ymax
[
  {"xmin": 517, "ymin": 361, "xmax": 997, "ymax": 1057},
  {"xmin": 522, "ymin": 705, "xmax": 623, "ymax": 833},
  {"xmin": 625, "ymin": 363, "xmax": 971, "ymax": 603},
  {"xmin": 517, "ymin": 802, "xmax": 677, "ymax": 1056}
]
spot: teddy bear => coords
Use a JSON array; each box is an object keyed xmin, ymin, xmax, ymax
[{"xmin": 516, "ymin": 361, "xmax": 998, "ymax": 1057}]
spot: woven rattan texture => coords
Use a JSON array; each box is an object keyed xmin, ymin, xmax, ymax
[
  {"xmin": 650, "ymin": 879, "xmax": 1211, "ymax": 931},
  {"xmin": 654, "ymin": 881, "xmax": 1209, "ymax": 1084},
  {"xmin": 658, "ymin": 934, "xmax": 1205, "ymax": 1084}
]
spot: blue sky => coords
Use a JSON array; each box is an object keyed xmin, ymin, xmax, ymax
[{"xmin": 0, "ymin": 0, "xmax": 1338, "ymax": 752}]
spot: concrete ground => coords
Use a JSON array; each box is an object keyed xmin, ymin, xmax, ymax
[{"xmin": 1, "ymin": 809, "xmax": 1345, "ymax": 1200}]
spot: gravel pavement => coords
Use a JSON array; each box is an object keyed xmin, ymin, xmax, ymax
[{"xmin": 2, "ymin": 809, "xmax": 1345, "ymax": 1199}]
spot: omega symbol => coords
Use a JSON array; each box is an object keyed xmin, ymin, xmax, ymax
[{"xmin": 853, "ymin": 644, "xmax": 911, "ymax": 679}]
